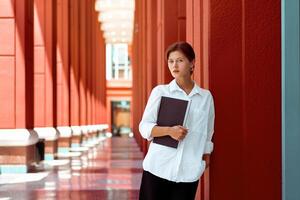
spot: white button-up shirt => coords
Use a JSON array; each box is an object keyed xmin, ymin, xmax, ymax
[{"xmin": 139, "ymin": 79, "xmax": 215, "ymax": 182}]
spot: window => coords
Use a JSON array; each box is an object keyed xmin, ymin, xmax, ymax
[{"xmin": 106, "ymin": 43, "xmax": 132, "ymax": 80}]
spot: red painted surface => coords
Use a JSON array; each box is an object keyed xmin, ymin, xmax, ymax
[
  {"xmin": 177, "ymin": 0, "xmax": 186, "ymax": 41},
  {"xmin": 0, "ymin": 0, "xmax": 15, "ymax": 17},
  {"xmin": 79, "ymin": 0, "xmax": 87, "ymax": 125},
  {"xmin": 44, "ymin": 0, "xmax": 56, "ymax": 127},
  {"xmin": 56, "ymin": 0, "xmax": 70, "ymax": 126},
  {"xmin": 146, "ymin": 0, "xmax": 157, "ymax": 96},
  {"xmin": 132, "ymin": 0, "xmax": 146, "ymax": 150},
  {"xmin": 158, "ymin": 0, "xmax": 177, "ymax": 84},
  {"xmin": 0, "ymin": 2, "xmax": 15, "ymax": 128},
  {"xmin": 0, "ymin": 19, "xmax": 15, "ymax": 55},
  {"xmin": 208, "ymin": 0, "xmax": 281, "ymax": 199},
  {"xmin": 242, "ymin": 1, "xmax": 281, "ymax": 199},
  {"xmin": 33, "ymin": 42, "xmax": 45, "ymax": 126},
  {"xmin": 69, "ymin": 0, "xmax": 80, "ymax": 126},
  {"xmin": 96, "ymin": 24, "xmax": 107, "ymax": 124},
  {"xmin": 34, "ymin": 75, "xmax": 46, "ymax": 126},
  {"xmin": 0, "ymin": 0, "xmax": 106, "ymax": 130},
  {"xmin": 85, "ymin": 0, "xmax": 91, "ymax": 125},
  {"xmin": 9, "ymin": 0, "xmax": 34, "ymax": 128},
  {"xmin": 0, "ymin": 58, "xmax": 15, "ymax": 127}
]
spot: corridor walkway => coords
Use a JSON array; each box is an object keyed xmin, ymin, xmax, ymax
[{"xmin": 0, "ymin": 137, "xmax": 143, "ymax": 200}]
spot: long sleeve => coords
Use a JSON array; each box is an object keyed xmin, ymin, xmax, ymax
[
  {"xmin": 139, "ymin": 86, "xmax": 162, "ymax": 141},
  {"xmin": 204, "ymin": 93, "xmax": 215, "ymax": 154}
]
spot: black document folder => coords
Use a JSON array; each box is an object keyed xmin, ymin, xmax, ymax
[{"xmin": 153, "ymin": 96, "xmax": 190, "ymax": 148}]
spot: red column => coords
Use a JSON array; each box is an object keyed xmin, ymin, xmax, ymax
[
  {"xmin": 85, "ymin": 0, "xmax": 93, "ymax": 139},
  {"xmin": 146, "ymin": 0, "xmax": 157, "ymax": 99},
  {"xmin": 157, "ymin": 0, "xmax": 185, "ymax": 84},
  {"xmin": 0, "ymin": 0, "xmax": 38, "ymax": 173},
  {"xmin": 186, "ymin": 1, "xmax": 210, "ymax": 198},
  {"xmin": 78, "ymin": 0, "xmax": 89, "ymax": 143},
  {"xmin": 79, "ymin": 0, "xmax": 87, "ymax": 127},
  {"xmin": 95, "ymin": 18, "xmax": 107, "ymax": 125},
  {"xmin": 91, "ymin": 2, "xmax": 97, "ymax": 126},
  {"xmin": 132, "ymin": 0, "xmax": 145, "ymax": 151},
  {"xmin": 69, "ymin": 0, "xmax": 82, "ymax": 146},
  {"xmin": 56, "ymin": 0, "xmax": 71, "ymax": 151},
  {"xmin": 33, "ymin": 0, "xmax": 58, "ymax": 159},
  {"xmin": 56, "ymin": 0, "xmax": 69, "ymax": 127},
  {"xmin": 86, "ymin": 0, "xmax": 93, "ymax": 127},
  {"xmin": 186, "ymin": 0, "xmax": 209, "ymax": 87},
  {"xmin": 0, "ymin": 0, "xmax": 18, "ymax": 129},
  {"xmin": 186, "ymin": 1, "xmax": 281, "ymax": 199},
  {"xmin": 208, "ymin": 1, "xmax": 281, "ymax": 199},
  {"xmin": 70, "ymin": 0, "xmax": 80, "ymax": 126}
]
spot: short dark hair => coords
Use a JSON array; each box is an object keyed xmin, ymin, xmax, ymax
[{"xmin": 165, "ymin": 41, "xmax": 195, "ymax": 62}]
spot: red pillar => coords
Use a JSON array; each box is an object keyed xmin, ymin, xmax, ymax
[
  {"xmin": 69, "ymin": 0, "xmax": 81, "ymax": 145},
  {"xmin": 78, "ymin": 0, "xmax": 88, "ymax": 143},
  {"xmin": 186, "ymin": 1, "xmax": 281, "ymax": 199},
  {"xmin": 186, "ymin": 0, "xmax": 209, "ymax": 88},
  {"xmin": 33, "ymin": 0, "xmax": 58, "ymax": 160},
  {"xmin": 91, "ymin": 2, "xmax": 96, "ymax": 126},
  {"xmin": 56, "ymin": 0, "xmax": 71, "ymax": 151},
  {"xmin": 186, "ymin": 1, "xmax": 210, "ymax": 198},
  {"xmin": 0, "ymin": 0, "xmax": 38, "ymax": 173},
  {"xmin": 157, "ymin": 0, "xmax": 186, "ymax": 84},
  {"xmin": 79, "ymin": 0, "xmax": 87, "ymax": 127},
  {"xmin": 85, "ymin": 0, "xmax": 94, "ymax": 139},
  {"xmin": 188, "ymin": 1, "xmax": 281, "ymax": 199},
  {"xmin": 85, "ymin": 0, "xmax": 91, "ymax": 127},
  {"xmin": 70, "ymin": 0, "xmax": 80, "ymax": 123},
  {"xmin": 146, "ymin": 0, "xmax": 158, "ymax": 101},
  {"xmin": 132, "ymin": 0, "xmax": 146, "ymax": 151},
  {"xmin": 95, "ymin": 17, "xmax": 107, "ymax": 125}
]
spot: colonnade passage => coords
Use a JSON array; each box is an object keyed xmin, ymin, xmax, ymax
[{"xmin": 0, "ymin": 137, "xmax": 143, "ymax": 199}]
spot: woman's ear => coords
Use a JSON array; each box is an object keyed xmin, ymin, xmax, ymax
[{"xmin": 191, "ymin": 60, "xmax": 195, "ymax": 71}]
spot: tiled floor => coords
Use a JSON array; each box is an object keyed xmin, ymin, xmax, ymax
[{"xmin": 0, "ymin": 137, "xmax": 143, "ymax": 200}]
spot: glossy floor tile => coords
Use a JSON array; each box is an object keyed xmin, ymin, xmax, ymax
[{"xmin": 0, "ymin": 137, "xmax": 143, "ymax": 200}]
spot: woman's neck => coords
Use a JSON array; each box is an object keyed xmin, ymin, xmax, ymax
[{"xmin": 175, "ymin": 78, "xmax": 194, "ymax": 95}]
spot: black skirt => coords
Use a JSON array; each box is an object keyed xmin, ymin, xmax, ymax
[{"xmin": 139, "ymin": 170, "xmax": 199, "ymax": 200}]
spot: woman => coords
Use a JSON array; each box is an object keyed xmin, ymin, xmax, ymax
[{"xmin": 139, "ymin": 41, "xmax": 215, "ymax": 200}]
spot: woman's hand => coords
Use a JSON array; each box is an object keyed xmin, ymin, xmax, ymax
[
  {"xmin": 169, "ymin": 125, "xmax": 188, "ymax": 141},
  {"xmin": 202, "ymin": 154, "xmax": 210, "ymax": 169}
]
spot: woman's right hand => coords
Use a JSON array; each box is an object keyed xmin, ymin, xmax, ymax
[{"xmin": 169, "ymin": 125, "xmax": 188, "ymax": 141}]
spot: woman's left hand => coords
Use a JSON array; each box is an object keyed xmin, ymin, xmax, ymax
[{"xmin": 202, "ymin": 154, "xmax": 210, "ymax": 169}]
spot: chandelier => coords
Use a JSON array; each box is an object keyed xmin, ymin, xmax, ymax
[{"xmin": 95, "ymin": 0, "xmax": 135, "ymax": 44}]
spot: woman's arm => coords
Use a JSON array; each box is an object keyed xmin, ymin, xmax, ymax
[
  {"xmin": 139, "ymin": 86, "xmax": 162, "ymax": 140},
  {"xmin": 204, "ymin": 93, "xmax": 215, "ymax": 154}
]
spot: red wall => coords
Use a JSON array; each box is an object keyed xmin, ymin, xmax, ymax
[{"xmin": 208, "ymin": 1, "xmax": 281, "ymax": 199}]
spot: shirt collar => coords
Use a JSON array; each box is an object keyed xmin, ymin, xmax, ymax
[{"xmin": 169, "ymin": 79, "xmax": 203, "ymax": 96}]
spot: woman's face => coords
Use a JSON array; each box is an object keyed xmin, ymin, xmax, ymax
[{"xmin": 167, "ymin": 50, "xmax": 194, "ymax": 79}]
